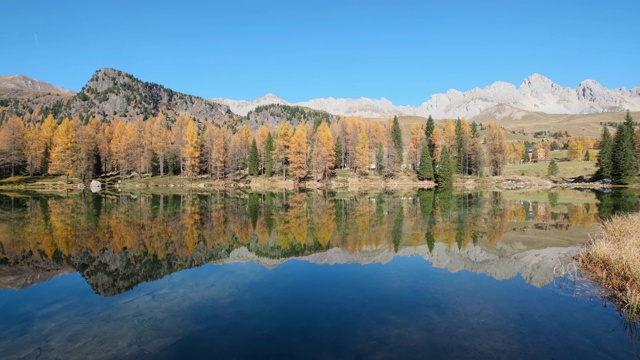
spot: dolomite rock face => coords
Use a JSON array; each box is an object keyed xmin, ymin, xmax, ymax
[{"xmin": 214, "ymin": 73, "xmax": 640, "ymax": 119}]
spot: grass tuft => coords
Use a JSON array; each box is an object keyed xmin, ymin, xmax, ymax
[{"xmin": 581, "ymin": 213, "xmax": 640, "ymax": 320}]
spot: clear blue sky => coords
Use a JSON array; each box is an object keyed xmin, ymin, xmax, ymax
[{"xmin": 2, "ymin": 0, "xmax": 639, "ymax": 105}]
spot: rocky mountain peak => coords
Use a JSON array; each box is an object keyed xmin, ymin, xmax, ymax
[{"xmin": 66, "ymin": 68, "xmax": 232, "ymax": 123}]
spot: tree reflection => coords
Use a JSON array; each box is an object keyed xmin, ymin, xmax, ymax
[{"xmin": 0, "ymin": 188, "xmax": 622, "ymax": 296}]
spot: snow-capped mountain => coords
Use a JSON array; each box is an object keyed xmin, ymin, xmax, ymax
[{"xmin": 213, "ymin": 74, "xmax": 640, "ymax": 119}]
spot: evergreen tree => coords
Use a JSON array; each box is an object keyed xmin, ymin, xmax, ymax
[
  {"xmin": 612, "ymin": 111, "xmax": 637, "ymax": 182},
  {"xmin": 264, "ymin": 132, "xmax": 274, "ymax": 177},
  {"xmin": 455, "ymin": 118, "xmax": 469, "ymax": 174},
  {"xmin": 547, "ymin": 159, "xmax": 558, "ymax": 176},
  {"xmin": 376, "ymin": 142, "xmax": 384, "ymax": 175},
  {"xmin": 425, "ymin": 115, "xmax": 435, "ymax": 155},
  {"xmin": 436, "ymin": 147, "xmax": 453, "ymax": 187},
  {"xmin": 334, "ymin": 136, "xmax": 343, "ymax": 169},
  {"xmin": 471, "ymin": 121, "xmax": 480, "ymax": 138},
  {"xmin": 248, "ymin": 138, "xmax": 259, "ymax": 176},
  {"xmin": 596, "ymin": 125, "xmax": 613, "ymax": 180},
  {"xmin": 417, "ymin": 144, "xmax": 434, "ymax": 180},
  {"xmin": 392, "ymin": 116, "xmax": 403, "ymax": 164},
  {"xmin": 584, "ymin": 149, "xmax": 591, "ymax": 161}
]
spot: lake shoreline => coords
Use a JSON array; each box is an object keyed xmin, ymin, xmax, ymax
[{"xmin": 0, "ymin": 173, "xmax": 625, "ymax": 192}]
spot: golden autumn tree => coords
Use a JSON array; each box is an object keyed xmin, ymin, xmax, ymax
[
  {"xmin": 567, "ymin": 139, "xmax": 585, "ymax": 160},
  {"xmin": 73, "ymin": 117, "xmax": 98, "ymax": 182},
  {"xmin": 355, "ymin": 129, "xmax": 370, "ymax": 174},
  {"xmin": 408, "ymin": 123, "xmax": 426, "ymax": 172},
  {"xmin": 23, "ymin": 124, "xmax": 44, "ymax": 177},
  {"xmin": 39, "ymin": 114, "xmax": 58, "ymax": 173},
  {"xmin": 510, "ymin": 141, "xmax": 526, "ymax": 164},
  {"xmin": 212, "ymin": 126, "xmax": 230, "ymax": 179},
  {"xmin": 430, "ymin": 127, "xmax": 444, "ymax": 162},
  {"xmin": 182, "ymin": 118, "xmax": 200, "ymax": 177},
  {"xmin": 276, "ymin": 121, "xmax": 292, "ymax": 180},
  {"xmin": 255, "ymin": 125, "xmax": 271, "ymax": 174},
  {"xmin": 0, "ymin": 116, "xmax": 26, "ymax": 177},
  {"xmin": 289, "ymin": 123, "xmax": 308, "ymax": 181},
  {"xmin": 443, "ymin": 119, "xmax": 456, "ymax": 156},
  {"xmin": 171, "ymin": 115, "xmax": 190, "ymax": 174},
  {"xmin": 312, "ymin": 121, "xmax": 335, "ymax": 180},
  {"xmin": 344, "ymin": 116, "xmax": 364, "ymax": 170},
  {"xmin": 486, "ymin": 122, "xmax": 509, "ymax": 176},
  {"xmin": 229, "ymin": 124, "xmax": 251, "ymax": 172},
  {"xmin": 148, "ymin": 113, "xmax": 171, "ymax": 176},
  {"xmin": 48, "ymin": 118, "xmax": 77, "ymax": 182},
  {"xmin": 110, "ymin": 118, "xmax": 129, "ymax": 178}
]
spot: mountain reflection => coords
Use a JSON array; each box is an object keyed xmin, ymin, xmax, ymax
[{"xmin": 0, "ymin": 188, "xmax": 635, "ymax": 296}]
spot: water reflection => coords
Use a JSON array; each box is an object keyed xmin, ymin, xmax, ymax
[{"xmin": 0, "ymin": 188, "xmax": 635, "ymax": 296}]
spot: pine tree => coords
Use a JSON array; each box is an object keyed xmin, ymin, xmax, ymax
[
  {"xmin": 418, "ymin": 144, "xmax": 434, "ymax": 181},
  {"xmin": 584, "ymin": 149, "xmax": 591, "ymax": 161},
  {"xmin": 436, "ymin": 147, "xmax": 453, "ymax": 187},
  {"xmin": 264, "ymin": 132, "xmax": 274, "ymax": 177},
  {"xmin": 547, "ymin": 159, "xmax": 559, "ymax": 176},
  {"xmin": 334, "ymin": 136, "xmax": 343, "ymax": 169},
  {"xmin": 425, "ymin": 115, "xmax": 435, "ymax": 155},
  {"xmin": 375, "ymin": 142, "xmax": 384, "ymax": 175},
  {"xmin": 612, "ymin": 111, "xmax": 637, "ymax": 182},
  {"xmin": 248, "ymin": 138, "xmax": 259, "ymax": 176},
  {"xmin": 391, "ymin": 116, "xmax": 403, "ymax": 165}
]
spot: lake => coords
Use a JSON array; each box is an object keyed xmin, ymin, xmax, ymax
[{"xmin": 0, "ymin": 188, "xmax": 639, "ymax": 359}]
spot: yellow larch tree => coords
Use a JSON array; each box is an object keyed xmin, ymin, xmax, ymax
[
  {"xmin": 443, "ymin": 119, "xmax": 456, "ymax": 155},
  {"xmin": 509, "ymin": 141, "xmax": 526, "ymax": 164},
  {"xmin": 228, "ymin": 124, "xmax": 251, "ymax": 172},
  {"xmin": 23, "ymin": 124, "xmax": 44, "ymax": 176},
  {"xmin": 181, "ymin": 118, "xmax": 200, "ymax": 177},
  {"xmin": 312, "ymin": 121, "xmax": 335, "ymax": 180},
  {"xmin": 148, "ymin": 113, "xmax": 171, "ymax": 176},
  {"xmin": 48, "ymin": 118, "xmax": 77, "ymax": 182},
  {"xmin": 355, "ymin": 129, "xmax": 370, "ymax": 174},
  {"xmin": 430, "ymin": 127, "xmax": 444, "ymax": 162},
  {"xmin": 289, "ymin": 123, "xmax": 308, "ymax": 181},
  {"xmin": 567, "ymin": 139, "xmax": 585, "ymax": 160},
  {"xmin": 39, "ymin": 114, "xmax": 58, "ymax": 173},
  {"xmin": 110, "ymin": 118, "xmax": 129, "ymax": 177},
  {"xmin": 485, "ymin": 122, "xmax": 509, "ymax": 176},
  {"xmin": 212, "ymin": 126, "xmax": 230, "ymax": 179},
  {"xmin": 255, "ymin": 125, "xmax": 271, "ymax": 174},
  {"xmin": 408, "ymin": 123, "xmax": 426, "ymax": 172},
  {"xmin": 0, "ymin": 116, "xmax": 26, "ymax": 177},
  {"xmin": 276, "ymin": 121, "xmax": 292, "ymax": 180},
  {"xmin": 73, "ymin": 117, "xmax": 98, "ymax": 182}
]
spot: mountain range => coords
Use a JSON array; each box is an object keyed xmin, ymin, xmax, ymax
[
  {"xmin": 214, "ymin": 73, "xmax": 640, "ymax": 119},
  {"xmin": 1, "ymin": 69, "xmax": 639, "ymax": 124}
]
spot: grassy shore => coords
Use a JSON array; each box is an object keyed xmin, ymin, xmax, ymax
[{"xmin": 580, "ymin": 213, "xmax": 640, "ymax": 319}]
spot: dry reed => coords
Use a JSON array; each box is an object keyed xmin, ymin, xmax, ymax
[{"xmin": 580, "ymin": 213, "xmax": 640, "ymax": 319}]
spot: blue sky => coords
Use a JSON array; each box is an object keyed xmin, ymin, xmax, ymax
[{"xmin": 2, "ymin": 0, "xmax": 639, "ymax": 105}]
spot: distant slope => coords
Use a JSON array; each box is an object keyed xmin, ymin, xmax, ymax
[
  {"xmin": 242, "ymin": 104, "xmax": 336, "ymax": 130},
  {"xmin": 471, "ymin": 104, "xmax": 640, "ymax": 138},
  {"xmin": 65, "ymin": 68, "xmax": 233, "ymax": 124},
  {"xmin": 0, "ymin": 74, "xmax": 74, "ymax": 98}
]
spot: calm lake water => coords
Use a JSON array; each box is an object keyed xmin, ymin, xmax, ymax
[{"xmin": 1, "ymin": 188, "xmax": 639, "ymax": 359}]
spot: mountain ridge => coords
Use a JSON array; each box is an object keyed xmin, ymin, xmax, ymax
[{"xmin": 214, "ymin": 73, "xmax": 640, "ymax": 119}]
